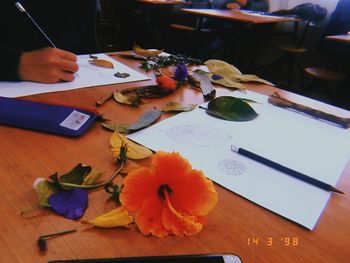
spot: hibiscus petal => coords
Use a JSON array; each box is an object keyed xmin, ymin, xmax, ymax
[
  {"xmin": 162, "ymin": 191, "xmax": 203, "ymax": 236},
  {"xmin": 135, "ymin": 195, "xmax": 169, "ymax": 237},
  {"xmin": 169, "ymin": 169, "xmax": 218, "ymax": 216},
  {"xmin": 152, "ymin": 152, "xmax": 192, "ymax": 184},
  {"xmin": 120, "ymin": 167, "xmax": 158, "ymax": 212},
  {"xmin": 48, "ymin": 188, "xmax": 88, "ymax": 219}
]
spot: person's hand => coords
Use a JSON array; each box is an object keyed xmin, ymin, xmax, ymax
[
  {"xmin": 227, "ymin": 0, "xmax": 248, "ymax": 10},
  {"xmin": 226, "ymin": 3, "xmax": 241, "ymax": 9},
  {"xmin": 18, "ymin": 47, "xmax": 79, "ymax": 83},
  {"xmin": 236, "ymin": 0, "xmax": 248, "ymax": 7}
]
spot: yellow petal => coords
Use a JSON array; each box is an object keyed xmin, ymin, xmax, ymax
[
  {"xmin": 85, "ymin": 206, "xmax": 133, "ymax": 228},
  {"xmin": 162, "ymin": 191, "xmax": 203, "ymax": 236},
  {"xmin": 110, "ymin": 132, "xmax": 153, "ymax": 160}
]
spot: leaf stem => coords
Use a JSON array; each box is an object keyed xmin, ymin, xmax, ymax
[
  {"xmin": 59, "ymin": 162, "xmax": 125, "ymax": 189},
  {"xmin": 20, "ymin": 203, "xmax": 40, "ymax": 217}
]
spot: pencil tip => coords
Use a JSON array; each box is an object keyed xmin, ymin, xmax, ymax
[{"xmin": 333, "ymin": 187, "xmax": 344, "ymax": 194}]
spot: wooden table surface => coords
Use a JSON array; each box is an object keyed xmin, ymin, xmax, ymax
[
  {"xmin": 181, "ymin": 9, "xmax": 297, "ymax": 24},
  {"xmin": 0, "ymin": 52, "xmax": 349, "ymax": 263},
  {"xmin": 137, "ymin": 0, "xmax": 189, "ymax": 5},
  {"xmin": 326, "ymin": 34, "xmax": 350, "ymax": 44}
]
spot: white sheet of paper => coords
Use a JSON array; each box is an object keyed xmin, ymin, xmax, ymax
[
  {"xmin": 0, "ymin": 54, "xmax": 150, "ymax": 98},
  {"xmin": 128, "ymin": 91, "xmax": 350, "ymax": 230}
]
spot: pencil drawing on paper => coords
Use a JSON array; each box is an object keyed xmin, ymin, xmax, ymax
[
  {"xmin": 218, "ymin": 159, "xmax": 247, "ymax": 176},
  {"xmin": 166, "ymin": 124, "xmax": 232, "ymax": 146}
]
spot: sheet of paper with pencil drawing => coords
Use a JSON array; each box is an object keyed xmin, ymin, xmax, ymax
[
  {"xmin": 128, "ymin": 91, "xmax": 350, "ymax": 230},
  {"xmin": 0, "ymin": 54, "xmax": 150, "ymax": 98}
]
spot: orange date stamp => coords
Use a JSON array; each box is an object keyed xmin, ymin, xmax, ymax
[{"xmin": 247, "ymin": 237, "xmax": 299, "ymax": 246}]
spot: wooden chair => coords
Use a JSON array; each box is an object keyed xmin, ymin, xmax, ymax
[
  {"xmin": 270, "ymin": 4, "xmax": 327, "ymax": 91},
  {"xmin": 167, "ymin": 0, "xmax": 213, "ymax": 54},
  {"xmin": 97, "ymin": 0, "xmax": 119, "ymax": 51},
  {"xmin": 303, "ymin": 67, "xmax": 346, "ymax": 103}
]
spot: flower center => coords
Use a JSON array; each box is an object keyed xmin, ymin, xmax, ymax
[{"xmin": 158, "ymin": 184, "xmax": 172, "ymax": 199}]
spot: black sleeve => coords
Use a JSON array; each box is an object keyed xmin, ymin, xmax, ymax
[
  {"xmin": 246, "ymin": 0, "xmax": 269, "ymax": 12},
  {"xmin": 0, "ymin": 47, "xmax": 22, "ymax": 81},
  {"xmin": 76, "ymin": 0, "xmax": 99, "ymax": 54}
]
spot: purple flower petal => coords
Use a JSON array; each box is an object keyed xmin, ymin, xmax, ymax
[
  {"xmin": 212, "ymin": 74, "xmax": 223, "ymax": 80},
  {"xmin": 174, "ymin": 64, "xmax": 188, "ymax": 82},
  {"xmin": 49, "ymin": 188, "xmax": 88, "ymax": 219}
]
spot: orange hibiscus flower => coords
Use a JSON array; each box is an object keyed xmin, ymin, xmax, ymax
[{"xmin": 120, "ymin": 151, "xmax": 218, "ymax": 237}]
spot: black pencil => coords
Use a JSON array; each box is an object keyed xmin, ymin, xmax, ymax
[
  {"xmin": 15, "ymin": 2, "xmax": 57, "ymax": 48},
  {"xmin": 231, "ymin": 145, "xmax": 344, "ymax": 194}
]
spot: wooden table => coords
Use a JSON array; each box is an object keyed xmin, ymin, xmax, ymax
[
  {"xmin": 325, "ymin": 34, "xmax": 350, "ymax": 44},
  {"xmin": 0, "ymin": 52, "xmax": 350, "ymax": 263},
  {"xmin": 138, "ymin": 0, "xmax": 189, "ymax": 5},
  {"xmin": 181, "ymin": 9, "xmax": 297, "ymax": 24}
]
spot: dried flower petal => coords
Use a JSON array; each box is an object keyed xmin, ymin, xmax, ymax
[
  {"xmin": 212, "ymin": 74, "xmax": 223, "ymax": 80},
  {"xmin": 156, "ymin": 76, "xmax": 177, "ymax": 90},
  {"xmin": 84, "ymin": 206, "xmax": 134, "ymax": 228},
  {"xmin": 174, "ymin": 64, "xmax": 188, "ymax": 82},
  {"xmin": 48, "ymin": 188, "xmax": 88, "ymax": 219}
]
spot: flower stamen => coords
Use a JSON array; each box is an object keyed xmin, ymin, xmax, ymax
[{"xmin": 158, "ymin": 184, "xmax": 172, "ymax": 199}]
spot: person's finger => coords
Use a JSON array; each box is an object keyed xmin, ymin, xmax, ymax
[
  {"xmin": 59, "ymin": 58, "xmax": 79, "ymax": 73},
  {"xmin": 56, "ymin": 48, "xmax": 77, "ymax": 62},
  {"xmin": 59, "ymin": 70, "xmax": 76, "ymax": 82}
]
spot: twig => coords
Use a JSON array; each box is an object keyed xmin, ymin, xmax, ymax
[{"xmin": 268, "ymin": 93, "xmax": 350, "ymax": 128}]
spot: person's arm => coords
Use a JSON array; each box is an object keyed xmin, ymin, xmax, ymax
[
  {"xmin": 18, "ymin": 47, "xmax": 79, "ymax": 84},
  {"xmin": 0, "ymin": 46, "xmax": 79, "ymax": 83},
  {"xmin": 0, "ymin": 46, "xmax": 23, "ymax": 81}
]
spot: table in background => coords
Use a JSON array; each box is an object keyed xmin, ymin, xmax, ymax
[
  {"xmin": 181, "ymin": 9, "xmax": 297, "ymax": 24},
  {"xmin": 0, "ymin": 52, "xmax": 349, "ymax": 263},
  {"xmin": 180, "ymin": 9, "xmax": 298, "ymax": 70},
  {"xmin": 325, "ymin": 34, "xmax": 350, "ymax": 44}
]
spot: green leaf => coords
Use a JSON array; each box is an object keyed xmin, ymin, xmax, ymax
[
  {"xmin": 206, "ymin": 96, "xmax": 258, "ymax": 121},
  {"xmin": 162, "ymin": 102, "xmax": 197, "ymax": 112},
  {"xmin": 58, "ymin": 164, "xmax": 92, "ymax": 190},
  {"xmin": 33, "ymin": 178, "xmax": 61, "ymax": 207},
  {"xmin": 128, "ymin": 109, "xmax": 162, "ymax": 131},
  {"xmin": 101, "ymin": 122, "xmax": 130, "ymax": 133}
]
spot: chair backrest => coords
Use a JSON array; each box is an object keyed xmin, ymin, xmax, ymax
[
  {"xmin": 274, "ymin": 3, "xmax": 327, "ymax": 49},
  {"xmin": 190, "ymin": 0, "xmax": 212, "ymax": 9}
]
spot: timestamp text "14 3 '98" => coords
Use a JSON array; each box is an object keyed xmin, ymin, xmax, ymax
[{"xmin": 247, "ymin": 237, "xmax": 299, "ymax": 246}]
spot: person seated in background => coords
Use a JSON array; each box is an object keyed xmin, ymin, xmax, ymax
[
  {"xmin": 196, "ymin": 0, "xmax": 269, "ymax": 61},
  {"xmin": 211, "ymin": 0, "xmax": 268, "ymax": 11},
  {"xmin": 319, "ymin": 0, "xmax": 350, "ymax": 66},
  {"xmin": 0, "ymin": 0, "xmax": 98, "ymax": 84},
  {"xmin": 226, "ymin": 0, "xmax": 269, "ymax": 12}
]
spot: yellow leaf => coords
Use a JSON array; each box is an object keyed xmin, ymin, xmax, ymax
[
  {"xmin": 133, "ymin": 45, "xmax": 163, "ymax": 57},
  {"xmin": 89, "ymin": 59, "xmax": 114, "ymax": 68},
  {"xmin": 84, "ymin": 206, "xmax": 134, "ymax": 228},
  {"xmin": 82, "ymin": 168, "xmax": 103, "ymax": 185},
  {"xmin": 110, "ymin": 132, "xmax": 153, "ymax": 160},
  {"xmin": 205, "ymin": 59, "xmax": 242, "ymax": 75},
  {"xmin": 113, "ymin": 91, "xmax": 142, "ymax": 107},
  {"xmin": 162, "ymin": 101, "xmax": 197, "ymax": 112}
]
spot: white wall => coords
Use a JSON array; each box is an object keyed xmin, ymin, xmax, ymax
[{"xmin": 269, "ymin": 0, "xmax": 339, "ymax": 16}]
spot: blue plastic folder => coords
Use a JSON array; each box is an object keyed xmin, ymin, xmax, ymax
[{"xmin": 0, "ymin": 96, "xmax": 100, "ymax": 137}]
